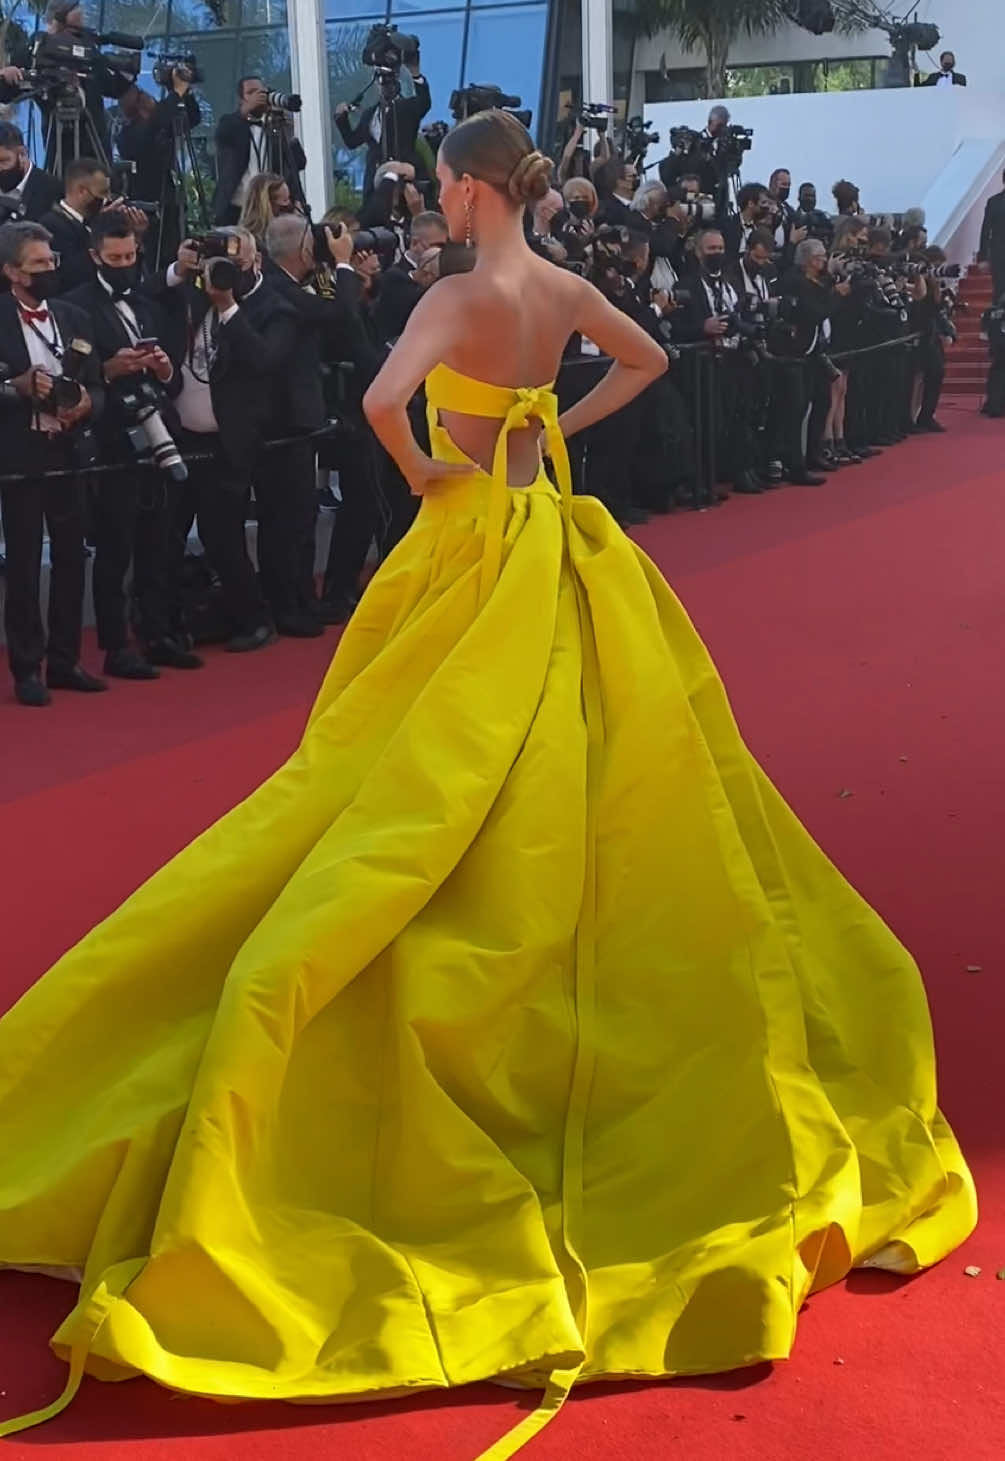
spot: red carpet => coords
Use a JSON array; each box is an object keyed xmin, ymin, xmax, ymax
[{"xmin": 2, "ymin": 398, "xmax": 1003, "ymax": 1459}]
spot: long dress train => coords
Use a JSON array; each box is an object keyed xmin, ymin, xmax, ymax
[{"xmin": 0, "ymin": 364, "xmax": 976, "ymax": 1455}]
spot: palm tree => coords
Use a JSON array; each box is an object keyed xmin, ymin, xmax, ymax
[{"xmin": 633, "ymin": 0, "xmax": 791, "ymax": 98}]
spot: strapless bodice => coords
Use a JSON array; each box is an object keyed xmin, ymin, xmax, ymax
[
  {"xmin": 425, "ymin": 361, "xmax": 558, "ymax": 421},
  {"xmin": 424, "ymin": 362, "xmax": 573, "ymax": 612}
]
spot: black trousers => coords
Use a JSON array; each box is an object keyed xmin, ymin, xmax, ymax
[
  {"xmin": 1, "ymin": 464, "xmax": 85, "ymax": 682},
  {"xmin": 712, "ymin": 352, "xmax": 757, "ymax": 485},
  {"xmin": 254, "ymin": 438, "xmax": 319, "ymax": 622},
  {"xmin": 918, "ymin": 335, "xmax": 946, "ymax": 422},
  {"xmin": 985, "ymin": 348, "xmax": 1005, "ymax": 415},
  {"xmin": 91, "ymin": 470, "xmax": 173, "ymax": 652},
  {"xmin": 768, "ymin": 360, "xmax": 811, "ymax": 473},
  {"xmin": 172, "ymin": 432, "xmax": 269, "ymax": 635}
]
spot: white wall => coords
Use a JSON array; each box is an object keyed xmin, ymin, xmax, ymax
[
  {"xmin": 644, "ymin": 85, "xmax": 1005, "ymax": 230},
  {"xmin": 633, "ymin": 0, "xmax": 1003, "ymax": 96}
]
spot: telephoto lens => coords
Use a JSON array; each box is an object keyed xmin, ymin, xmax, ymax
[{"xmin": 267, "ymin": 91, "xmax": 302, "ymax": 113}]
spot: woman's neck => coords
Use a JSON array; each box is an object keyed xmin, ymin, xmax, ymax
[{"xmin": 472, "ymin": 211, "xmax": 529, "ymax": 264}]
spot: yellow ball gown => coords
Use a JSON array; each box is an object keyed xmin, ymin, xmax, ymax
[{"xmin": 0, "ymin": 365, "xmax": 977, "ymax": 1456}]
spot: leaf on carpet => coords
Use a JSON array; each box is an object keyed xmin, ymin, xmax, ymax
[{"xmin": 964, "ymin": 1266, "xmax": 982, "ymax": 1278}]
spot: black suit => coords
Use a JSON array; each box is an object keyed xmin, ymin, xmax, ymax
[
  {"xmin": 0, "ymin": 293, "xmax": 104, "ymax": 682},
  {"xmin": 979, "ymin": 191, "xmax": 1005, "ymax": 300},
  {"xmin": 64, "ymin": 278, "xmax": 182, "ymax": 654},
  {"xmin": 920, "ymin": 71, "xmax": 966, "ymax": 86},
  {"xmin": 673, "ymin": 268, "xmax": 758, "ymax": 490},
  {"xmin": 11, "ymin": 165, "xmax": 62, "ymax": 222},
  {"xmin": 211, "ymin": 112, "xmax": 307, "ymax": 225},
  {"xmin": 155, "ymin": 271, "xmax": 301, "ymax": 633},
  {"xmin": 335, "ymin": 79, "xmax": 431, "ymax": 197},
  {"xmin": 118, "ymin": 91, "xmax": 201, "ymax": 269},
  {"xmin": 39, "ymin": 203, "xmax": 96, "ymax": 294}
]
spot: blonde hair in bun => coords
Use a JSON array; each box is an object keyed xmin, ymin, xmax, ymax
[{"xmin": 439, "ymin": 109, "xmax": 553, "ymax": 206}]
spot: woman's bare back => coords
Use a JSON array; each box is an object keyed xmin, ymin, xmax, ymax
[{"xmin": 433, "ymin": 254, "xmax": 590, "ymax": 485}]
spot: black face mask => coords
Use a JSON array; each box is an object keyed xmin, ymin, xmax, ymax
[
  {"xmin": 99, "ymin": 261, "xmax": 137, "ymax": 298},
  {"xmin": 703, "ymin": 253, "xmax": 725, "ymax": 276},
  {"xmin": 0, "ymin": 163, "xmax": 26, "ymax": 191},
  {"xmin": 234, "ymin": 268, "xmax": 258, "ymax": 299},
  {"xmin": 23, "ymin": 269, "xmax": 59, "ymax": 302},
  {"xmin": 568, "ymin": 199, "xmax": 591, "ymax": 220},
  {"xmin": 776, "ymin": 186, "xmax": 790, "ymax": 203},
  {"xmin": 800, "ymin": 195, "xmax": 816, "ymax": 213}
]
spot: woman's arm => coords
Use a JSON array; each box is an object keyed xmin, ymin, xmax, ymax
[
  {"xmin": 363, "ymin": 279, "xmax": 472, "ymax": 493},
  {"xmin": 557, "ymin": 121, "xmax": 585, "ymax": 185},
  {"xmin": 558, "ymin": 279, "xmax": 668, "ymax": 440}
]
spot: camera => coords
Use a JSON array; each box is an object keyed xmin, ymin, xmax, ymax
[
  {"xmin": 665, "ymin": 184, "xmax": 715, "ymax": 224},
  {"xmin": 266, "ymin": 90, "xmax": 302, "ymax": 114},
  {"xmin": 151, "ymin": 52, "xmax": 203, "ymax": 88},
  {"xmin": 362, "ymin": 23, "xmax": 419, "ymax": 73},
  {"xmin": 669, "ymin": 125, "xmax": 700, "ymax": 153},
  {"xmin": 352, "ymin": 225, "xmax": 398, "ymax": 263},
  {"xmin": 29, "ymin": 27, "xmax": 142, "ymax": 92},
  {"xmin": 450, "ymin": 85, "xmax": 529, "ymax": 127},
  {"xmin": 723, "ymin": 124, "xmax": 754, "ymax": 154},
  {"xmin": 0, "ymin": 191, "xmax": 26, "ymax": 224},
  {"xmin": 188, "ymin": 230, "xmax": 242, "ymax": 290},
  {"xmin": 117, "ymin": 376, "xmax": 188, "ymax": 481},
  {"xmin": 623, "ymin": 115, "xmax": 659, "ymax": 162},
  {"xmin": 45, "ymin": 337, "xmax": 99, "ymax": 468},
  {"xmin": 579, "ymin": 102, "xmax": 615, "ymax": 132},
  {"xmin": 792, "ymin": 208, "xmax": 833, "ymax": 247}
]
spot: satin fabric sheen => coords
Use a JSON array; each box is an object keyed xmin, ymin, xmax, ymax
[{"xmin": 0, "ymin": 364, "xmax": 977, "ymax": 1453}]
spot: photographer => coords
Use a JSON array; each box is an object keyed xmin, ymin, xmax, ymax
[
  {"xmin": 0, "ymin": 219, "xmax": 105, "ymax": 706},
  {"xmin": 908, "ymin": 250, "xmax": 947, "ymax": 434},
  {"xmin": 239, "ymin": 172, "xmax": 299, "ymax": 246},
  {"xmin": 264, "ymin": 211, "xmax": 385, "ymax": 630},
  {"xmin": 832, "ymin": 178, "xmax": 862, "ymax": 218},
  {"xmin": 551, "ymin": 178, "xmax": 598, "ymax": 264},
  {"xmin": 40, "ymin": 157, "xmax": 148, "ymax": 293},
  {"xmin": 769, "ymin": 238, "xmax": 839, "ymax": 486},
  {"xmin": 659, "ymin": 106, "xmax": 730, "ymax": 201},
  {"xmin": 373, "ymin": 209, "xmax": 448, "ymax": 341},
  {"xmin": 593, "ymin": 158, "xmax": 638, "ymax": 229},
  {"xmin": 213, "ymin": 76, "xmax": 306, "ymax": 227},
  {"xmin": 117, "ymin": 70, "xmax": 201, "ymax": 268},
  {"xmin": 357, "ymin": 159, "xmax": 424, "ymax": 256},
  {"xmin": 557, "ymin": 113, "xmax": 611, "ymax": 187},
  {"xmin": 767, "ymin": 168, "xmax": 797, "ymax": 248},
  {"xmin": 159, "ymin": 226, "xmax": 299, "ymax": 649},
  {"xmin": 980, "ymin": 290, "xmax": 1005, "ymax": 418},
  {"xmin": 860, "ymin": 226, "xmax": 912, "ymax": 446},
  {"xmin": 65, "ymin": 210, "xmax": 196, "ymax": 677},
  {"xmin": 0, "ymin": 122, "xmax": 61, "ymax": 221},
  {"xmin": 23, "ymin": 1, "xmax": 135, "ymax": 163},
  {"xmin": 673, "ymin": 226, "xmax": 762, "ymax": 497},
  {"xmin": 334, "ymin": 33, "xmax": 430, "ymax": 199},
  {"xmin": 791, "ymin": 182, "xmax": 833, "ymax": 252},
  {"xmin": 722, "ymin": 182, "xmax": 774, "ymax": 260}
]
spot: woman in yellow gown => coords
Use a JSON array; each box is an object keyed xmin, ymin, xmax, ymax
[{"xmin": 0, "ymin": 112, "xmax": 976, "ymax": 1456}]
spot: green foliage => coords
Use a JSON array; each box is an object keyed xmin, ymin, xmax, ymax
[{"xmin": 632, "ymin": 0, "xmax": 790, "ymax": 97}]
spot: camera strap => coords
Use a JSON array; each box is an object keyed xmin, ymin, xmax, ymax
[{"xmin": 23, "ymin": 311, "xmax": 64, "ymax": 364}]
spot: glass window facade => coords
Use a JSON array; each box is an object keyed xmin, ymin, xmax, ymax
[
  {"xmin": 328, "ymin": 0, "xmax": 549, "ymax": 188},
  {"xmin": 27, "ymin": 0, "xmax": 552, "ymax": 203}
]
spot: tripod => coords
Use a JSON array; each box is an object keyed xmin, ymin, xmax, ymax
[
  {"xmin": 43, "ymin": 84, "xmax": 111, "ymax": 176},
  {"xmin": 263, "ymin": 108, "xmax": 309, "ymax": 211},
  {"xmin": 156, "ymin": 97, "xmax": 210, "ymax": 269}
]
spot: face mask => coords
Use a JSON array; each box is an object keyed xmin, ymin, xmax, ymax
[
  {"xmin": 703, "ymin": 253, "xmax": 725, "ymax": 275},
  {"xmin": 22, "ymin": 269, "xmax": 58, "ymax": 301},
  {"xmin": 234, "ymin": 268, "xmax": 258, "ymax": 299},
  {"xmin": 568, "ymin": 199, "xmax": 591, "ymax": 220},
  {"xmin": 801, "ymin": 196, "xmax": 816, "ymax": 212},
  {"xmin": 99, "ymin": 261, "xmax": 137, "ymax": 298},
  {"xmin": 776, "ymin": 186, "xmax": 790, "ymax": 203},
  {"xmin": 0, "ymin": 163, "xmax": 25, "ymax": 191}
]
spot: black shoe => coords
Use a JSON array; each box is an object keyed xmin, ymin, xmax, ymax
[
  {"xmin": 916, "ymin": 417, "xmax": 947, "ymax": 434},
  {"xmin": 14, "ymin": 673, "xmax": 50, "ymax": 707},
  {"xmin": 733, "ymin": 472, "xmax": 764, "ymax": 495},
  {"xmin": 833, "ymin": 439, "xmax": 863, "ymax": 464},
  {"xmin": 47, "ymin": 664, "xmax": 108, "ymax": 693},
  {"xmin": 318, "ymin": 593, "xmax": 359, "ymax": 626},
  {"xmin": 225, "ymin": 625, "xmax": 277, "ymax": 654},
  {"xmin": 789, "ymin": 470, "xmax": 827, "ymax": 487},
  {"xmin": 104, "ymin": 648, "xmax": 161, "ymax": 681},
  {"xmin": 763, "ymin": 459, "xmax": 785, "ymax": 484},
  {"xmin": 849, "ymin": 442, "xmax": 879, "ymax": 458},
  {"xmin": 872, "ymin": 436, "xmax": 897, "ymax": 448},
  {"xmin": 146, "ymin": 637, "xmax": 205, "ymax": 670},
  {"xmin": 275, "ymin": 614, "xmax": 324, "ymax": 639},
  {"xmin": 807, "ymin": 452, "xmax": 839, "ymax": 473}
]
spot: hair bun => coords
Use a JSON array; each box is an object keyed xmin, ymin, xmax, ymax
[{"xmin": 507, "ymin": 150, "xmax": 552, "ymax": 204}]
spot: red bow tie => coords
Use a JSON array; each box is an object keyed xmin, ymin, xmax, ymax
[{"xmin": 18, "ymin": 306, "xmax": 49, "ymax": 323}]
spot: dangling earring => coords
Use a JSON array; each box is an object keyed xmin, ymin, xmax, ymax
[{"xmin": 464, "ymin": 197, "xmax": 474, "ymax": 248}]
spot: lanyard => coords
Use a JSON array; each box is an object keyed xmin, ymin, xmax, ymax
[{"xmin": 23, "ymin": 311, "xmax": 64, "ymax": 363}]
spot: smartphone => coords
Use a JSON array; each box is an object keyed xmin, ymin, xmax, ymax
[{"xmin": 133, "ymin": 338, "xmax": 159, "ymax": 354}]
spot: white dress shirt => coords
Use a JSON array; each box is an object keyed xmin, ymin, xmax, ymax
[
  {"xmin": 232, "ymin": 119, "xmax": 267, "ymax": 208},
  {"xmin": 936, "ymin": 71, "xmax": 954, "ymax": 88},
  {"xmin": 18, "ymin": 302, "xmax": 64, "ymax": 434}
]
